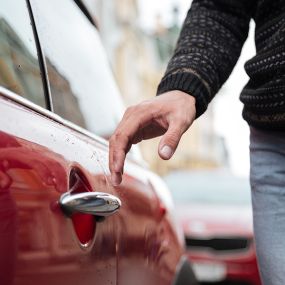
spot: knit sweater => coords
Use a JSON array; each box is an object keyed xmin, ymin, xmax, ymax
[{"xmin": 157, "ymin": 0, "xmax": 285, "ymax": 130}]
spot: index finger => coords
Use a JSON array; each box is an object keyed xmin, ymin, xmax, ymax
[{"xmin": 109, "ymin": 107, "xmax": 152, "ymax": 185}]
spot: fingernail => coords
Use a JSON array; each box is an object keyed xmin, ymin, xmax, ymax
[{"xmin": 160, "ymin": 145, "xmax": 173, "ymax": 159}]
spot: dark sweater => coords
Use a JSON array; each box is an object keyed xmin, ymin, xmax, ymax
[{"xmin": 157, "ymin": 0, "xmax": 285, "ymax": 130}]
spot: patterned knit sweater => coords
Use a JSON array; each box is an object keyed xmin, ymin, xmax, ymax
[{"xmin": 157, "ymin": 0, "xmax": 285, "ymax": 130}]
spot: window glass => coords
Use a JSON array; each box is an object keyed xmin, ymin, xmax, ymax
[
  {"xmin": 30, "ymin": 0, "xmax": 125, "ymax": 139},
  {"xmin": 0, "ymin": 0, "xmax": 45, "ymax": 107}
]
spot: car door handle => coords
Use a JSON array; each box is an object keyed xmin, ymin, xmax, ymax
[{"xmin": 59, "ymin": 191, "xmax": 121, "ymax": 217}]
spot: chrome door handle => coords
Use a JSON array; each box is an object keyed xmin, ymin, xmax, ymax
[{"xmin": 59, "ymin": 192, "xmax": 121, "ymax": 217}]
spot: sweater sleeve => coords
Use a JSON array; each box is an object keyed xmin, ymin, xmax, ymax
[{"xmin": 157, "ymin": 0, "xmax": 256, "ymax": 118}]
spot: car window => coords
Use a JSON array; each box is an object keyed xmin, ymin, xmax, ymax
[
  {"xmin": 30, "ymin": 0, "xmax": 125, "ymax": 139},
  {"xmin": 0, "ymin": 0, "xmax": 46, "ymax": 107}
]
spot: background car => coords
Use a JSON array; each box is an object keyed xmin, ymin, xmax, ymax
[
  {"xmin": 0, "ymin": 0, "xmax": 197, "ymax": 284},
  {"xmin": 164, "ymin": 170, "xmax": 261, "ymax": 285}
]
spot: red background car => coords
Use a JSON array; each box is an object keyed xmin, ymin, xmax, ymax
[{"xmin": 165, "ymin": 170, "xmax": 261, "ymax": 285}]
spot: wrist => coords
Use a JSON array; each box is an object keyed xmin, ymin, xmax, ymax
[{"xmin": 157, "ymin": 72, "xmax": 209, "ymax": 118}]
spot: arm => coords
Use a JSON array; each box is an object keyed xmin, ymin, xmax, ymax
[
  {"xmin": 109, "ymin": 0, "xmax": 256, "ymax": 186},
  {"xmin": 157, "ymin": 0, "xmax": 256, "ymax": 117}
]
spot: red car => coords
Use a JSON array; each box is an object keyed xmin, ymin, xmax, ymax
[
  {"xmin": 0, "ymin": 0, "xmax": 198, "ymax": 284},
  {"xmin": 164, "ymin": 170, "xmax": 261, "ymax": 285}
]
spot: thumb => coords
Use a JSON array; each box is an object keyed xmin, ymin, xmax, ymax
[{"xmin": 158, "ymin": 123, "xmax": 183, "ymax": 160}]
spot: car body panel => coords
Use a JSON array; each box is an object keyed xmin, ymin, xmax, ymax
[
  {"xmin": 0, "ymin": 91, "xmax": 117, "ymax": 285},
  {"xmin": 0, "ymin": 85, "xmax": 187, "ymax": 285}
]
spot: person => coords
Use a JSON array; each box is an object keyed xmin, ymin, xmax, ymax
[{"xmin": 109, "ymin": 1, "xmax": 285, "ymax": 284}]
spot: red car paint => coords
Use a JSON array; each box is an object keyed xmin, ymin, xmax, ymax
[
  {"xmin": 165, "ymin": 169, "xmax": 262, "ymax": 285},
  {"xmin": 0, "ymin": 91, "xmax": 187, "ymax": 285}
]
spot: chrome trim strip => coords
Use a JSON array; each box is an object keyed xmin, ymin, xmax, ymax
[
  {"xmin": 0, "ymin": 86, "xmax": 108, "ymax": 147},
  {"xmin": 0, "ymin": 86, "xmax": 146, "ymax": 166}
]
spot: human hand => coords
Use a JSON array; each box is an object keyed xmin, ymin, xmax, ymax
[{"xmin": 109, "ymin": 90, "xmax": 196, "ymax": 186}]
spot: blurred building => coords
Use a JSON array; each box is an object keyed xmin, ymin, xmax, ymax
[
  {"xmin": 0, "ymin": 17, "xmax": 44, "ymax": 106},
  {"xmin": 83, "ymin": 0, "xmax": 228, "ymax": 175},
  {"xmin": 0, "ymin": 16, "xmax": 87, "ymax": 128}
]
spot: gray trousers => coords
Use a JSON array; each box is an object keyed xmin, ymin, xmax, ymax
[{"xmin": 250, "ymin": 127, "xmax": 285, "ymax": 285}]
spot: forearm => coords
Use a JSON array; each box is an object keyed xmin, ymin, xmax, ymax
[{"xmin": 157, "ymin": 0, "xmax": 256, "ymax": 117}]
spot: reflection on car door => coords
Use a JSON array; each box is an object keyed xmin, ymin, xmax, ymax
[
  {"xmin": 0, "ymin": 1, "xmax": 118, "ymax": 284},
  {"xmin": 0, "ymin": 87, "xmax": 118, "ymax": 285}
]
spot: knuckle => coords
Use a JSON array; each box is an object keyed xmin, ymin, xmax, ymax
[
  {"xmin": 133, "ymin": 101, "xmax": 150, "ymax": 112},
  {"xmin": 114, "ymin": 131, "xmax": 121, "ymax": 139},
  {"xmin": 114, "ymin": 132, "xmax": 128, "ymax": 146},
  {"xmin": 113, "ymin": 130, "xmax": 121, "ymax": 139},
  {"xmin": 126, "ymin": 101, "xmax": 153, "ymax": 119},
  {"xmin": 126, "ymin": 105, "xmax": 136, "ymax": 114},
  {"xmin": 166, "ymin": 133, "xmax": 179, "ymax": 146}
]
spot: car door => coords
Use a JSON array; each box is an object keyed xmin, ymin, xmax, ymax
[
  {"xmin": 29, "ymin": 1, "xmax": 188, "ymax": 284},
  {"xmin": 0, "ymin": 0, "xmax": 198, "ymax": 284},
  {"xmin": 0, "ymin": 1, "xmax": 118, "ymax": 285}
]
